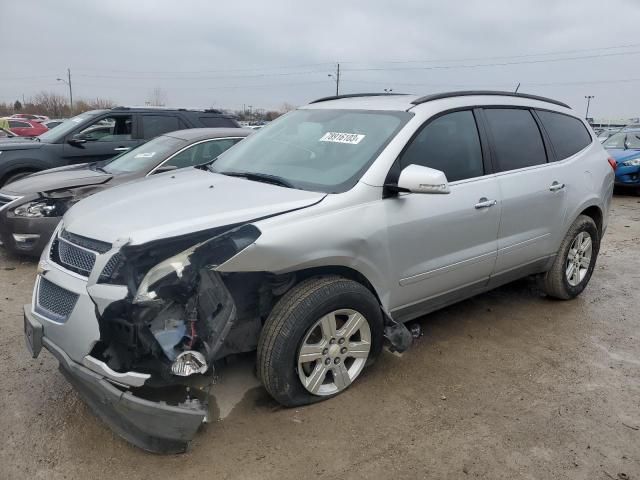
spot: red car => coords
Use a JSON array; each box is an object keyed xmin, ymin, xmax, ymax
[{"xmin": 7, "ymin": 118, "xmax": 48, "ymax": 137}]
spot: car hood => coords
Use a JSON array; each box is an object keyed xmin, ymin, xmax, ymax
[
  {"xmin": 1, "ymin": 163, "xmax": 112, "ymax": 195},
  {"xmin": 0, "ymin": 138, "xmax": 42, "ymax": 150},
  {"xmin": 607, "ymin": 148, "xmax": 640, "ymax": 163},
  {"xmin": 63, "ymin": 168, "xmax": 326, "ymax": 245}
]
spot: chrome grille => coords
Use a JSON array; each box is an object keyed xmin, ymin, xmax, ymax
[
  {"xmin": 50, "ymin": 229, "xmax": 112, "ymax": 277},
  {"xmin": 56, "ymin": 237, "xmax": 96, "ymax": 276},
  {"xmin": 35, "ymin": 277, "xmax": 79, "ymax": 322},
  {"xmin": 100, "ymin": 252, "xmax": 123, "ymax": 281}
]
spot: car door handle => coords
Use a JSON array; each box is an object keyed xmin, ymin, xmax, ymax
[
  {"xmin": 114, "ymin": 147, "xmax": 130, "ymax": 152},
  {"xmin": 549, "ymin": 182, "xmax": 565, "ymax": 192},
  {"xmin": 475, "ymin": 198, "xmax": 497, "ymax": 209}
]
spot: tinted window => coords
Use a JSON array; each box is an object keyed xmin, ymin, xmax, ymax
[
  {"xmin": 9, "ymin": 120, "xmax": 30, "ymax": 128},
  {"xmin": 536, "ymin": 110, "xmax": 591, "ymax": 160},
  {"xmin": 484, "ymin": 108, "xmax": 547, "ymax": 171},
  {"xmin": 166, "ymin": 138, "xmax": 241, "ymax": 169},
  {"xmin": 76, "ymin": 115, "xmax": 132, "ymax": 142},
  {"xmin": 142, "ymin": 115, "xmax": 181, "ymax": 138},
  {"xmin": 400, "ymin": 110, "xmax": 484, "ymax": 182},
  {"xmin": 199, "ymin": 116, "xmax": 236, "ymax": 127}
]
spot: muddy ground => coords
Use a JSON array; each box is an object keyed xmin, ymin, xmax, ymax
[{"xmin": 0, "ymin": 195, "xmax": 638, "ymax": 480}]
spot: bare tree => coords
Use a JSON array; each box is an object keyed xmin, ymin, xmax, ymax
[
  {"xmin": 280, "ymin": 102, "xmax": 296, "ymax": 112},
  {"xmin": 147, "ymin": 87, "xmax": 167, "ymax": 107},
  {"xmin": 32, "ymin": 91, "xmax": 70, "ymax": 118}
]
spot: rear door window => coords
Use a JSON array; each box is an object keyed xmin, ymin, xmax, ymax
[
  {"xmin": 141, "ymin": 115, "xmax": 181, "ymax": 139},
  {"xmin": 536, "ymin": 110, "xmax": 592, "ymax": 160},
  {"xmin": 484, "ymin": 108, "xmax": 547, "ymax": 172}
]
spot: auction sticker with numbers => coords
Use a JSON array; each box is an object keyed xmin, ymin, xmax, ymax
[{"xmin": 319, "ymin": 132, "xmax": 366, "ymax": 144}]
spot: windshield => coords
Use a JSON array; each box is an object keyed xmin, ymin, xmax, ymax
[
  {"xmin": 103, "ymin": 135, "xmax": 186, "ymax": 173},
  {"xmin": 603, "ymin": 130, "xmax": 640, "ymax": 149},
  {"xmin": 38, "ymin": 114, "xmax": 97, "ymax": 141},
  {"xmin": 210, "ymin": 109, "xmax": 411, "ymax": 193}
]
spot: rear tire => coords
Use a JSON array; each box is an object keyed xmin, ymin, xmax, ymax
[
  {"xmin": 257, "ymin": 276, "xmax": 383, "ymax": 407},
  {"xmin": 540, "ymin": 215, "xmax": 600, "ymax": 300}
]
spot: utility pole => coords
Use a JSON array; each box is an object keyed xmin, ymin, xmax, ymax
[
  {"xmin": 56, "ymin": 68, "xmax": 73, "ymax": 111},
  {"xmin": 584, "ymin": 95, "xmax": 594, "ymax": 120},
  {"xmin": 328, "ymin": 63, "xmax": 340, "ymax": 96}
]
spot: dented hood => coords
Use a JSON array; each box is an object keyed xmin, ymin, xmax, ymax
[
  {"xmin": 1, "ymin": 163, "xmax": 112, "ymax": 195},
  {"xmin": 63, "ymin": 168, "xmax": 326, "ymax": 245}
]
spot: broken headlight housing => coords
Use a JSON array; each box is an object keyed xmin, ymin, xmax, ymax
[
  {"xmin": 14, "ymin": 199, "xmax": 60, "ymax": 217},
  {"xmin": 133, "ymin": 224, "xmax": 261, "ymax": 305}
]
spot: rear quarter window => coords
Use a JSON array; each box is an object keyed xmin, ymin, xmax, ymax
[{"xmin": 536, "ymin": 110, "xmax": 592, "ymax": 160}]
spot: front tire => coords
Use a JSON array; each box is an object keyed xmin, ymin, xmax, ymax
[
  {"xmin": 257, "ymin": 276, "xmax": 383, "ymax": 407},
  {"xmin": 540, "ymin": 215, "xmax": 600, "ymax": 300}
]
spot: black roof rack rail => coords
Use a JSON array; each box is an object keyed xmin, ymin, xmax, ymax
[
  {"xmin": 410, "ymin": 90, "xmax": 571, "ymax": 109},
  {"xmin": 309, "ymin": 92, "xmax": 408, "ymax": 104},
  {"xmin": 111, "ymin": 106, "xmax": 130, "ymax": 110}
]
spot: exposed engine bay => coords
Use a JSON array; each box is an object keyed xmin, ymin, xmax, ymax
[{"xmin": 88, "ymin": 223, "xmax": 291, "ymax": 393}]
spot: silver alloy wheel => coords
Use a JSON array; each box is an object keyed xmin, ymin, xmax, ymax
[
  {"xmin": 566, "ymin": 231, "xmax": 593, "ymax": 287},
  {"xmin": 297, "ymin": 308, "xmax": 371, "ymax": 396}
]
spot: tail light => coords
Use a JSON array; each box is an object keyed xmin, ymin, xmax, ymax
[{"xmin": 608, "ymin": 157, "xmax": 617, "ymax": 171}]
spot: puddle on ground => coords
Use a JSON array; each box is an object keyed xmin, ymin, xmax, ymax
[{"xmin": 209, "ymin": 355, "xmax": 262, "ymax": 420}]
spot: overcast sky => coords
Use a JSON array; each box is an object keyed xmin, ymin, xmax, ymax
[{"xmin": 3, "ymin": 0, "xmax": 640, "ymax": 118}]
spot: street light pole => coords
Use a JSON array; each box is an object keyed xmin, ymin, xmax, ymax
[
  {"xmin": 328, "ymin": 63, "xmax": 340, "ymax": 96},
  {"xmin": 584, "ymin": 95, "xmax": 594, "ymax": 120},
  {"xmin": 56, "ymin": 68, "xmax": 73, "ymax": 112}
]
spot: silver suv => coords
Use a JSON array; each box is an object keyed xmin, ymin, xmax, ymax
[{"xmin": 24, "ymin": 91, "xmax": 615, "ymax": 453}]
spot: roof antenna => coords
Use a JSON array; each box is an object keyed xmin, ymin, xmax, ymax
[{"xmin": 514, "ymin": 82, "xmax": 521, "ymax": 93}]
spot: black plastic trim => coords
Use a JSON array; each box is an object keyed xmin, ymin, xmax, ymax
[
  {"xmin": 309, "ymin": 92, "xmax": 409, "ymax": 104},
  {"xmin": 410, "ymin": 91, "xmax": 571, "ymax": 109}
]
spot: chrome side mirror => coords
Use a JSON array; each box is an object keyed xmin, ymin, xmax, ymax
[{"xmin": 396, "ymin": 164, "xmax": 450, "ymax": 194}]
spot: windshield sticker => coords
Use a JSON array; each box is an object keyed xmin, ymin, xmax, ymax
[
  {"xmin": 71, "ymin": 117, "xmax": 84, "ymax": 123},
  {"xmin": 319, "ymin": 132, "xmax": 365, "ymax": 145},
  {"xmin": 134, "ymin": 152, "xmax": 156, "ymax": 158}
]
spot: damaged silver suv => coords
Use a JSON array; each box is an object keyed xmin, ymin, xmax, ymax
[{"xmin": 24, "ymin": 91, "xmax": 614, "ymax": 453}]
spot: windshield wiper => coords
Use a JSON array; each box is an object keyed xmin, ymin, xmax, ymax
[{"xmin": 217, "ymin": 170, "xmax": 295, "ymax": 189}]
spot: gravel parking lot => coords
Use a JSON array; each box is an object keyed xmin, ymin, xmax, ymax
[{"xmin": 0, "ymin": 195, "xmax": 638, "ymax": 480}]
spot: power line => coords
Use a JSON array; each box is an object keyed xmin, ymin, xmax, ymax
[
  {"xmin": 343, "ymin": 50, "xmax": 640, "ymax": 73},
  {"xmin": 341, "ymin": 41, "xmax": 640, "ymax": 65},
  {"xmin": 4, "ymin": 41, "xmax": 640, "ymax": 81}
]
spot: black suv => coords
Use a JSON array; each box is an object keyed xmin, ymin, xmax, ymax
[{"xmin": 0, "ymin": 107, "xmax": 239, "ymax": 186}]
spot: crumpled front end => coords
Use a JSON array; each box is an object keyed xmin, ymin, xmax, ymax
[{"xmin": 26, "ymin": 222, "xmax": 274, "ymax": 453}]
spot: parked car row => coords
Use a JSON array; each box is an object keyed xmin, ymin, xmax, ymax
[
  {"xmin": 0, "ymin": 106, "xmax": 239, "ymax": 185},
  {"xmin": 2, "ymin": 91, "xmax": 615, "ymax": 454},
  {"xmin": 0, "ymin": 128, "xmax": 250, "ymax": 254}
]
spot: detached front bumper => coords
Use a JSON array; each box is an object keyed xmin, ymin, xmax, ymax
[{"xmin": 24, "ymin": 306, "xmax": 208, "ymax": 454}]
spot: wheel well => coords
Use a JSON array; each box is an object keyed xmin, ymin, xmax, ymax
[
  {"xmin": 580, "ymin": 205, "xmax": 603, "ymax": 236},
  {"xmin": 291, "ymin": 266, "xmax": 382, "ymax": 303}
]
